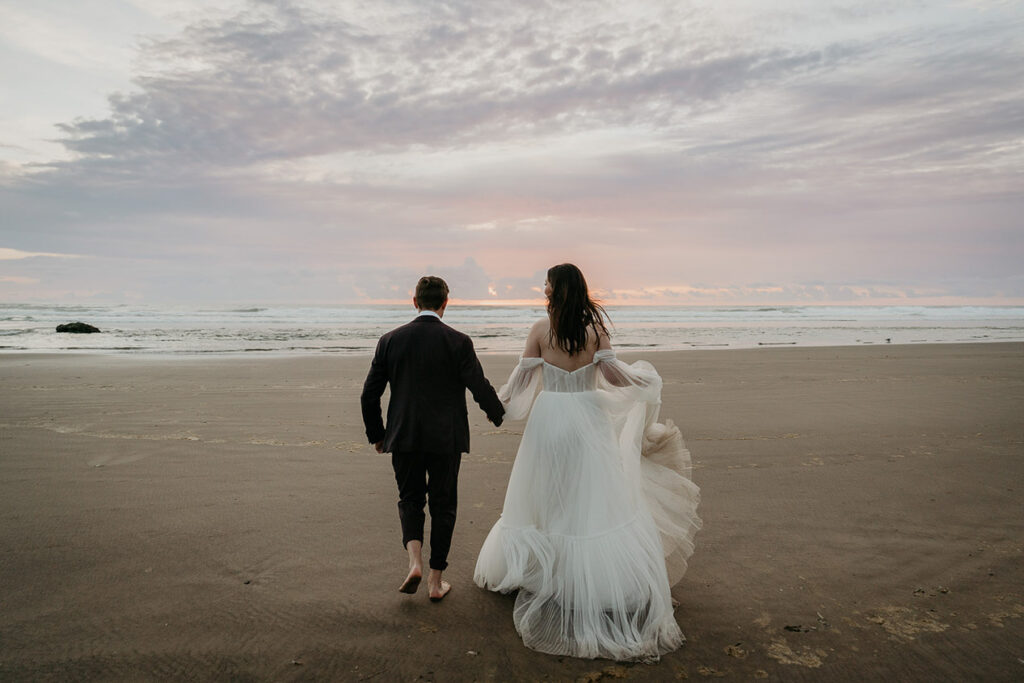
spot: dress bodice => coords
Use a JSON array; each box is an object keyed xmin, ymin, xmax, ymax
[
  {"xmin": 542, "ymin": 362, "xmax": 597, "ymax": 393},
  {"xmin": 499, "ymin": 350, "xmax": 626, "ymax": 419}
]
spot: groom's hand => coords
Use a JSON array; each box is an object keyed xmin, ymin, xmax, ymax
[{"xmin": 374, "ymin": 441, "xmax": 384, "ymax": 453}]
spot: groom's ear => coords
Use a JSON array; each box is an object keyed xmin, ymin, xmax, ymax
[{"xmin": 412, "ymin": 296, "xmax": 420, "ymax": 311}]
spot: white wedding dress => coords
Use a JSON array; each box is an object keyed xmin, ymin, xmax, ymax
[{"xmin": 474, "ymin": 350, "xmax": 702, "ymax": 661}]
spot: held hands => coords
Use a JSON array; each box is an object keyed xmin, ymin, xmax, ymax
[{"xmin": 374, "ymin": 441, "xmax": 384, "ymax": 453}]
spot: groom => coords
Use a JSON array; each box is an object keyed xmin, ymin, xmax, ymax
[{"xmin": 360, "ymin": 276, "xmax": 505, "ymax": 601}]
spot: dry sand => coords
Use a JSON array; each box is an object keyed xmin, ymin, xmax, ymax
[{"xmin": 1, "ymin": 343, "xmax": 1022, "ymax": 681}]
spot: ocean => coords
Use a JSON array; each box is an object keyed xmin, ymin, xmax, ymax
[{"xmin": 2, "ymin": 303, "xmax": 1023, "ymax": 356}]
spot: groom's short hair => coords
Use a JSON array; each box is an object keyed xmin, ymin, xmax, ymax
[{"xmin": 415, "ymin": 276, "xmax": 449, "ymax": 310}]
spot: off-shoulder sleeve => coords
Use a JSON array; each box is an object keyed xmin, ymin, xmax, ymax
[
  {"xmin": 594, "ymin": 349, "xmax": 662, "ymax": 402},
  {"xmin": 498, "ymin": 357, "xmax": 544, "ymax": 420}
]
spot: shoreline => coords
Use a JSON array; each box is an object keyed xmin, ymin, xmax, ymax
[
  {"xmin": 2, "ymin": 343, "xmax": 1022, "ymax": 680},
  {"xmin": 2, "ymin": 337, "xmax": 1023, "ymax": 362}
]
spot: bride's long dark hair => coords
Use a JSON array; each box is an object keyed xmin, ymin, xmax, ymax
[{"xmin": 546, "ymin": 263, "xmax": 610, "ymax": 356}]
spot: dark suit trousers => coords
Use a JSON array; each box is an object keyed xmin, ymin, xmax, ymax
[{"xmin": 391, "ymin": 450, "xmax": 461, "ymax": 571}]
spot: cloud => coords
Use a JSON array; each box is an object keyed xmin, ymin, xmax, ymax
[
  {"xmin": 40, "ymin": 0, "xmax": 868, "ymax": 175},
  {"xmin": 0, "ymin": 275, "xmax": 40, "ymax": 284},
  {"xmin": 0, "ymin": 247, "xmax": 84, "ymax": 260},
  {"xmin": 342, "ymin": 256, "xmax": 504, "ymax": 302},
  {"xmin": 0, "ymin": 2, "xmax": 138, "ymax": 72}
]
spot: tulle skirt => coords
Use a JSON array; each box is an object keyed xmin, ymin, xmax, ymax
[{"xmin": 474, "ymin": 389, "xmax": 701, "ymax": 661}]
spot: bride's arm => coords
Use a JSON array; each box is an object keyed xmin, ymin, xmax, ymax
[{"xmin": 497, "ymin": 319, "xmax": 546, "ymax": 420}]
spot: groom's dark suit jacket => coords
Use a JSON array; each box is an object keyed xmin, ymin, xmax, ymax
[{"xmin": 361, "ymin": 315, "xmax": 504, "ymax": 454}]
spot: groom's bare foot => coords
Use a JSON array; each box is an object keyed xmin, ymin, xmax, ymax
[
  {"xmin": 399, "ymin": 540, "xmax": 424, "ymax": 594},
  {"xmin": 427, "ymin": 570, "xmax": 451, "ymax": 602},
  {"xmin": 398, "ymin": 567, "xmax": 422, "ymax": 594},
  {"xmin": 429, "ymin": 580, "xmax": 451, "ymax": 602}
]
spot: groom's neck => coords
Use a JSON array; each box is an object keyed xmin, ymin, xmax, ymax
[{"xmin": 417, "ymin": 307, "xmax": 444, "ymax": 319}]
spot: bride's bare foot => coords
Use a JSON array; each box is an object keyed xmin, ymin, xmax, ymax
[{"xmin": 427, "ymin": 570, "xmax": 451, "ymax": 602}]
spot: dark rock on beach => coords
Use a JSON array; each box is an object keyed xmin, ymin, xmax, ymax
[{"xmin": 56, "ymin": 322, "xmax": 101, "ymax": 333}]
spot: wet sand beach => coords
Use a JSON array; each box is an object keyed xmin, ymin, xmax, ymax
[{"xmin": 1, "ymin": 343, "xmax": 1022, "ymax": 681}]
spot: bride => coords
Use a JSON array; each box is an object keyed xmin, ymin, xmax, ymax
[{"xmin": 474, "ymin": 263, "xmax": 702, "ymax": 661}]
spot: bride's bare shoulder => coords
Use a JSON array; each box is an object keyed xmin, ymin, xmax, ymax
[
  {"xmin": 523, "ymin": 317, "xmax": 549, "ymax": 358},
  {"xmin": 527, "ymin": 318, "xmax": 549, "ymax": 344}
]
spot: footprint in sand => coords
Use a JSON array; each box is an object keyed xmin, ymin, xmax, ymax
[
  {"xmin": 866, "ymin": 606, "xmax": 949, "ymax": 641},
  {"xmin": 765, "ymin": 639, "xmax": 825, "ymax": 668},
  {"xmin": 987, "ymin": 603, "xmax": 1024, "ymax": 627}
]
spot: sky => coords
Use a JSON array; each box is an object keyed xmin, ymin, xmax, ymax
[{"xmin": 1, "ymin": 0, "xmax": 1022, "ymax": 305}]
